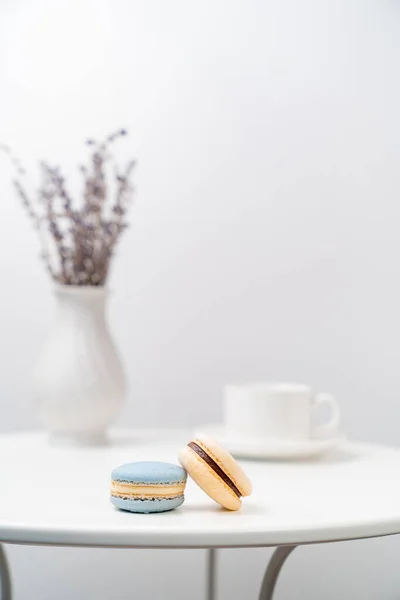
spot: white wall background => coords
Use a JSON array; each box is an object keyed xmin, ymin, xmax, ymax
[{"xmin": 0, "ymin": 0, "xmax": 400, "ymax": 597}]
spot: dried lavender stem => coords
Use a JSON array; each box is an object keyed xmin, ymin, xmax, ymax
[{"xmin": 2, "ymin": 130, "xmax": 134, "ymax": 285}]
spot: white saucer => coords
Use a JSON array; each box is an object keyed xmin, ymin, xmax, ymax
[{"xmin": 195, "ymin": 425, "xmax": 345, "ymax": 460}]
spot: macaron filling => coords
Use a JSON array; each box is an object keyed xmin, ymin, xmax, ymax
[
  {"xmin": 187, "ymin": 441, "xmax": 242, "ymax": 498},
  {"xmin": 110, "ymin": 481, "xmax": 185, "ymax": 499}
]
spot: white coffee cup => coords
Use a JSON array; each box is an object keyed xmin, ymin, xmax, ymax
[{"xmin": 223, "ymin": 382, "xmax": 340, "ymax": 440}]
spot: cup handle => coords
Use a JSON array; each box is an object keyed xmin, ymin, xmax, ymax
[{"xmin": 311, "ymin": 393, "xmax": 341, "ymax": 438}]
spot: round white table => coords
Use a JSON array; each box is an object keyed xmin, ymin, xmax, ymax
[{"xmin": 1, "ymin": 430, "xmax": 400, "ymax": 600}]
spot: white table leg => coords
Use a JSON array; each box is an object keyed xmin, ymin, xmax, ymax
[
  {"xmin": 258, "ymin": 545, "xmax": 296, "ymax": 600},
  {"xmin": 207, "ymin": 548, "xmax": 217, "ymax": 600},
  {"xmin": 0, "ymin": 544, "xmax": 11, "ymax": 600}
]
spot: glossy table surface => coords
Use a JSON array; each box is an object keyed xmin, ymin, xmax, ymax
[{"xmin": 0, "ymin": 429, "xmax": 399, "ymax": 549}]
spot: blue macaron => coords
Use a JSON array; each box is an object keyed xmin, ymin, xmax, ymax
[{"xmin": 110, "ymin": 461, "xmax": 187, "ymax": 513}]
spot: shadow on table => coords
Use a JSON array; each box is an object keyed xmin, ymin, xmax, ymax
[{"xmin": 182, "ymin": 503, "xmax": 267, "ymax": 516}]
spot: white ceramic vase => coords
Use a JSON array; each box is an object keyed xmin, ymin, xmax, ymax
[{"xmin": 33, "ymin": 285, "xmax": 126, "ymax": 445}]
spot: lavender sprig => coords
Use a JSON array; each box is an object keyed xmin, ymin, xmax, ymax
[{"xmin": 1, "ymin": 130, "xmax": 135, "ymax": 285}]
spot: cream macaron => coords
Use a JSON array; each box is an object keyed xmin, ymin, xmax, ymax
[{"xmin": 178, "ymin": 435, "xmax": 252, "ymax": 511}]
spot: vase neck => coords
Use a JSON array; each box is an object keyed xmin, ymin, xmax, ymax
[{"xmin": 54, "ymin": 286, "xmax": 108, "ymax": 317}]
